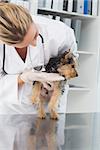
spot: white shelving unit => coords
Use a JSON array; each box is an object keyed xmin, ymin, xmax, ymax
[
  {"xmin": 38, "ymin": 7, "xmax": 98, "ymax": 20},
  {"xmin": 69, "ymin": 85, "xmax": 90, "ymax": 92},
  {"xmin": 37, "ymin": 2, "xmax": 100, "ymax": 113},
  {"xmin": 67, "ymin": 16, "xmax": 100, "ymax": 113},
  {"xmin": 29, "ymin": 0, "xmax": 38, "ymax": 15},
  {"xmin": 9, "ymin": 0, "xmax": 38, "ymax": 15},
  {"xmin": 77, "ymin": 51, "xmax": 96, "ymax": 55}
]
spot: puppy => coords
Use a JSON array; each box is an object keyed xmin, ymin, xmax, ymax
[{"xmin": 31, "ymin": 49, "xmax": 78, "ymax": 119}]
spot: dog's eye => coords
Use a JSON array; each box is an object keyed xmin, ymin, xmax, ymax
[
  {"xmin": 72, "ymin": 65, "xmax": 75, "ymax": 68},
  {"xmin": 67, "ymin": 58, "xmax": 73, "ymax": 64}
]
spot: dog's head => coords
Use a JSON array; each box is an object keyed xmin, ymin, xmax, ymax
[
  {"xmin": 57, "ymin": 50, "xmax": 78, "ymax": 80},
  {"xmin": 45, "ymin": 49, "xmax": 78, "ymax": 80}
]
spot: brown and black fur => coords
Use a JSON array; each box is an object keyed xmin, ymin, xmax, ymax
[{"xmin": 31, "ymin": 49, "xmax": 78, "ymax": 120}]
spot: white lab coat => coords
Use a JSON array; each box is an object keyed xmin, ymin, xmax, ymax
[{"xmin": 0, "ymin": 15, "xmax": 78, "ymax": 114}]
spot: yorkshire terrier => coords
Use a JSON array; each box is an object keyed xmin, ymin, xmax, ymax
[{"xmin": 31, "ymin": 49, "xmax": 78, "ymax": 120}]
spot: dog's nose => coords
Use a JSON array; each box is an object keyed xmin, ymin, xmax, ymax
[
  {"xmin": 62, "ymin": 75, "xmax": 65, "ymax": 78},
  {"xmin": 76, "ymin": 73, "xmax": 78, "ymax": 77},
  {"xmin": 62, "ymin": 75, "xmax": 66, "ymax": 80}
]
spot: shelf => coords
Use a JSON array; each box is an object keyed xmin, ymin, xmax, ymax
[
  {"xmin": 69, "ymin": 85, "xmax": 90, "ymax": 91},
  {"xmin": 38, "ymin": 8, "xmax": 97, "ymax": 20},
  {"xmin": 65, "ymin": 125, "xmax": 87, "ymax": 130},
  {"xmin": 77, "ymin": 51, "xmax": 96, "ymax": 55}
]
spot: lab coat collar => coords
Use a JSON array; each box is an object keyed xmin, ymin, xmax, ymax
[{"xmin": 4, "ymin": 38, "xmax": 45, "ymax": 74}]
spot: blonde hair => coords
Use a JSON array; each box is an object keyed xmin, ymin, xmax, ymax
[{"xmin": 0, "ymin": 2, "xmax": 33, "ymax": 45}]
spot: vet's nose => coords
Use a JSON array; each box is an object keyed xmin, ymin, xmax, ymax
[{"xmin": 76, "ymin": 73, "xmax": 78, "ymax": 77}]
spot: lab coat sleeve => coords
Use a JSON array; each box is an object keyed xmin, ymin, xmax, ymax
[
  {"xmin": 46, "ymin": 19, "xmax": 79, "ymax": 58},
  {"xmin": 0, "ymin": 45, "xmax": 19, "ymax": 104},
  {"xmin": 58, "ymin": 24, "xmax": 79, "ymax": 58},
  {"xmin": 32, "ymin": 15, "xmax": 78, "ymax": 60}
]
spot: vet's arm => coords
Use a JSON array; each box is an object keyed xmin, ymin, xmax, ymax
[
  {"xmin": 57, "ymin": 23, "xmax": 79, "ymax": 58},
  {"xmin": 18, "ymin": 74, "xmax": 54, "ymax": 91},
  {"xmin": 68, "ymin": 29, "xmax": 79, "ymax": 58},
  {"xmin": 18, "ymin": 69, "xmax": 64, "ymax": 88},
  {"xmin": 20, "ymin": 69, "xmax": 64, "ymax": 83}
]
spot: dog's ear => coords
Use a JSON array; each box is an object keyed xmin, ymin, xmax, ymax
[
  {"xmin": 65, "ymin": 49, "xmax": 71, "ymax": 55},
  {"xmin": 61, "ymin": 49, "xmax": 70, "ymax": 59},
  {"xmin": 64, "ymin": 49, "xmax": 72, "ymax": 59},
  {"xmin": 67, "ymin": 49, "xmax": 71, "ymax": 53},
  {"xmin": 60, "ymin": 49, "xmax": 72, "ymax": 63}
]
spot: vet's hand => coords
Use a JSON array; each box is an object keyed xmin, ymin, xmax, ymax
[
  {"xmin": 40, "ymin": 86, "xmax": 53, "ymax": 101},
  {"xmin": 42, "ymin": 82, "xmax": 54, "ymax": 91},
  {"xmin": 20, "ymin": 69, "xmax": 64, "ymax": 83}
]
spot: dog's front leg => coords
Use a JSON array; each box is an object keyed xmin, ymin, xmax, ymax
[
  {"xmin": 38, "ymin": 97, "xmax": 46, "ymax": 119},
  {"xmin": 31, "ymin": 82, "xmax": 42, "ymax": 104},
  {"xmin": 48, "ymin": 81, "xmax": 61, "ymax": 120}
]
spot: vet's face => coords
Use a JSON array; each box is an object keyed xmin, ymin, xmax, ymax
[
  {"xmin": 13, "ymin": 23, "xmax": 39, "ymax": 48},
  {"xmin": 57, "ymin": 52, "xmax": 78, "ymax": 79}
]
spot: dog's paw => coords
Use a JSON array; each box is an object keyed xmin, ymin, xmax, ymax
[
  {"xmin": 38, "ymin": 114, "xmax": 46, "ymax": 119},
  {"xmin": 38, "ymin": 111, "xmax": 46, "ymax": 119},
  {"xmin": 50, "ymin": 112, "xmax": 59, "ymax": 120}
]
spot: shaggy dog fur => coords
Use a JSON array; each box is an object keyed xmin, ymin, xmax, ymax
[{"xmin": 31, "ymin": 49, "xmax": 78, "ymax": 119}]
